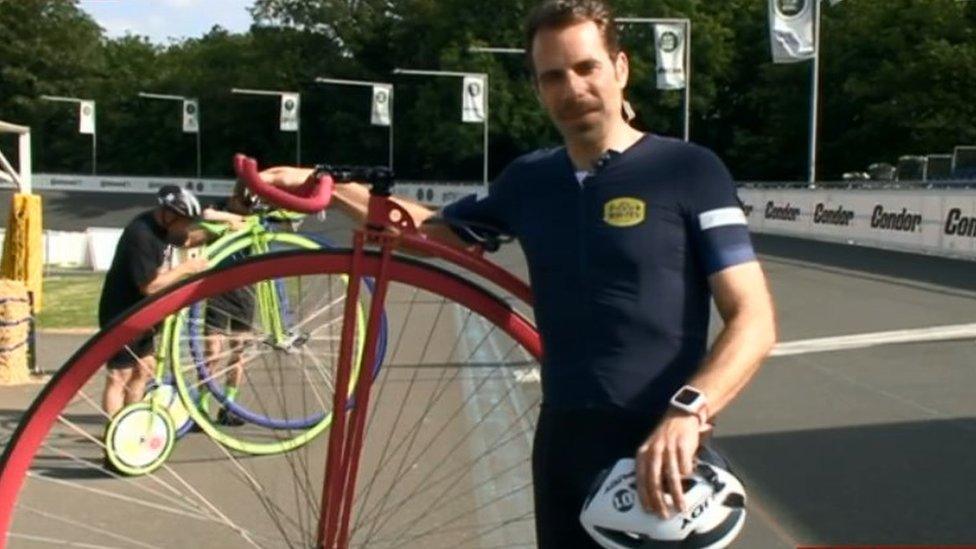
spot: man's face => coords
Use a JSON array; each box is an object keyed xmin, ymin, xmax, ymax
[
  {"xmin": 531, "ymin": 21, "xmax": 629, "ymax": 143},
  {"xmin": 160, "ymin": 210, "xmax": 193, "ymax": 245}
]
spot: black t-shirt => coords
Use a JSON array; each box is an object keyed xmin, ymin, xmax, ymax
[
  {"xmin": 441, "ymin": 134, "xmax": 756, "ymax": 415},
  {"xmin": 98, "ymin": 210, "xmax": 171, "ymax": 326}
]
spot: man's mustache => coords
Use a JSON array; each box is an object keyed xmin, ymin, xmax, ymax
[{"xmin": 557, "ymin": 100, "xmax": 602, "ymax": 119}]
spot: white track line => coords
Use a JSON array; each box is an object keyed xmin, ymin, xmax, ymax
[
  {"xmin": 771, "ymin": 322, "xmax": 976, "ymax": 357},
  {"xmin": 509, "ymin": 323, "xmax": 976, "ymax": 385}
]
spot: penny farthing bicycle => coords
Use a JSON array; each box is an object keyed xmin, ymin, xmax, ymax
[{"xmin": 0, "ymin": 154, "xmax": 543, "ymax": 548}]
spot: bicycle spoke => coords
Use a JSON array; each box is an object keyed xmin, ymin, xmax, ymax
[{"xmin": 4, "ymin": 249, "xmax": 538, "ymax": 548}]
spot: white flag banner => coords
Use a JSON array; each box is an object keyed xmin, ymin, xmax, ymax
[
  {"xmin": 371, "ymin": 84, "xmax": 392, "ymax": 127},
  {"xmin": 461, "ymin": 75, "xmax": 486, "ymax": 124},
  {"xmin": 79, "ymin": 101, "xmax": 95, "ymax": 135},
  {"xmin": 280, "ymin": 93, "xmax": 300, "ymax": 132},
  {"xmin": 769, "ymin": 0, "xmax": 816, "ymax": 63},
  {"xmin": 182, "ymin": 99, "xmax": 199, "ymax": 133},
  {"xmin": 654, "ymin": 23, "xmax": 686, "ymax": 90}
]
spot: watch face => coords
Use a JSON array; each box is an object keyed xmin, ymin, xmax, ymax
[{"xmin": 674, "ymin": 388, "xmax": 700, "ymax": 406}]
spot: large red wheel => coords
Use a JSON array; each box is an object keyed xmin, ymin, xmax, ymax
[{"xmin": 0, "ymin": 249, "xmax": 541, "ymax": 548}]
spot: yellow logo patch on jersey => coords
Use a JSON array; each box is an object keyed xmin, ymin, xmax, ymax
[{"xmin": 603, "ymin": 197, "xmax": 646, "ymax": 227}]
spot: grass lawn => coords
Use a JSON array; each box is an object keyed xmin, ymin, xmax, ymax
[{"xmin": 36, "ymin": 273, "xmax": 104, "ymax": 330}]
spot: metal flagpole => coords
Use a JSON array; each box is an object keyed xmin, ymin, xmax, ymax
[
  {"xmin": 314, "ymin": 77, "xmax": 396, "ymax": 170},
  {"xmin": 683, "ymin": 20, "xmax": 692, "ymax": 142},
  {"xmin": 230, "ymin": 88, "xmax": 301, "ymax": 167},
  {"xmin": 808, "ymin": 0, "xmax": 823, "ymax": 184},
  {"xmin": 195, "ymin": 127, "xmax": 202, "ymax": 180},
  {"xmin": 389, "ymin": 107, "xmax": 395, "ymax": 170},
  {"xmin": 138, "ymin": 92, "xmax": 201, "ymax": 180},
  {"xmin": 40, "ymin": 95, "xmax": 97, "ymax": 174},
  {"xmin": 483, "ymin": 79, "xmax": 490, "ymax": 185},
  {"xmin": 393, "ymin": 69, "xmax": 490, "ymax": 188}
]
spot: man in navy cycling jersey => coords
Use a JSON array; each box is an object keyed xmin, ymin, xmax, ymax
[{"xmin": 259, "ymin": 1, "xmax": 776, "ymax": 545}]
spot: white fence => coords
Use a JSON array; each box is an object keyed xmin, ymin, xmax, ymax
[
  {"xmin": 17, "ymin": 173, "xmax": 976, "ymax": 269},
  {"xmin": 739, "ymin": 187, "xmax": 976, "ymax": 259},
  {"xmin": 0, "ymin": 174, "xmax": 483, "ymax": 271},
  {"xmin": 0, "ymin": 228, "xmax": 122, "ymax": 270},
  {"xmin": 24, "ymin": 173, "xmax": 482, "ymax": 205}
]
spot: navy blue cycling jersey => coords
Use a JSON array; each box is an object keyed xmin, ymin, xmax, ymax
[{"xmin": 441, "ymin": 134, "xmax": 756, "ymax": 415}]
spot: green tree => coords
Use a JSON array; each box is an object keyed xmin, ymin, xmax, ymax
[
  {"xmin": 0, "ymin": 0, "xmax": 105, "ymax": 173},
  {"xmin": 4, "ymin": 0, "xmax": 974, "ymax": 182},
  {"xmin": 819, "ymin": 0, "xmax": 976, "ymax": 178}
]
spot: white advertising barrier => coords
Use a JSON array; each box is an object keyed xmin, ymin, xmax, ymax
[
  {"xmin": 0, "ymin": 175, "xmax": 481, "ymax": 270},
  {"xmin": 0, "ymin": 230, "xmax": 91, "ymax": 268},
  {"xmin": 86, "ymin": 228, "xmax": 124, "ymax": 271},
  {"xmin": 739, "ymin": 188, "xmax": 976, "ymax": 259},
  {"xmin": 30, "ymin": 173, "xmax": 236, "ymax": 197},
  {"xmin": 7, "ymin": 174, "xmax": 480, "ymax": 208},
  {"xmin": 44, "ymin": 230, "xmax": 90, "ymax": 268}
]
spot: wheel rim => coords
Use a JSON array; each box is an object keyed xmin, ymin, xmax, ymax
[
  {"xmin": 0, "ymin": 250, "xmax": 542, "ymax": 548},
  {"xmin": 105, "ymin": 403, "xmax": 176, "ymax": 476}
]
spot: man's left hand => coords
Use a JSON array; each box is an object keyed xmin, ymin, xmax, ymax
[{"xmin": 635, "ymin": 410, "xmax": 701, "ymax": 518}]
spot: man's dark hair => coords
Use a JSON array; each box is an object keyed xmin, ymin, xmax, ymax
[{"xmin": 523, "ymin": 0, "xmax": 620, "ymax": 76}]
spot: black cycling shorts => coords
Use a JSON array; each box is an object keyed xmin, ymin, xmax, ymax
[
  {"xmin": 204, "ymin": 306, "xmax": 253, "ymax": 335},
  {"xmin": 106, "ymin": 330, "xmax": 155, "ymax": 370},
  {"xmin": 532, "ymin": 405, "xmax": 728, "ymax": 548}
]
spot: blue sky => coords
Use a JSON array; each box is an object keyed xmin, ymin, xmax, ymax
[{"xmin": 78, "ymin": 0, "xmax": 254, "ymax": 44}]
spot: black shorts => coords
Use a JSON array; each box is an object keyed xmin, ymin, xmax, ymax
[
  {"xmin": 531, "ymin": 405, "xmax": 728, "ymax": 548},
  {"xmin": 204, "ymin": 289, "xmax": 255, "ymax": 335},
  {"xmin": 204, "ymin": 307, "xmax": 252, "ymax": 335},
  {"xmin": 106, "ymin": 330, "xmax": 155, "ymax": 370}
]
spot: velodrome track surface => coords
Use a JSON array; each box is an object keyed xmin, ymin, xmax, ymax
[{"xmin": 2, "ymin": 191, "xmax": 976, "ymax": 547}]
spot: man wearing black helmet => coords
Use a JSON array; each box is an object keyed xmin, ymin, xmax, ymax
[{"xmin": 98, "ymin": 185, "xmax": 210, "ymax": 418}]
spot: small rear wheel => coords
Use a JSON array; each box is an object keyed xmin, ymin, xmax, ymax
[{"xmin": 103, "ymin": 402, "xmax": 176, "ymax": 476}]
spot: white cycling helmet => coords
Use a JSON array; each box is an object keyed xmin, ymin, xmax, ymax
[
  {"xmin": 157, "ymin": 185, "xmax": 202, "ymax": 219},
  {"xmin": 580, "ymin": 457, "xmax": 746, "ymax": 549}
]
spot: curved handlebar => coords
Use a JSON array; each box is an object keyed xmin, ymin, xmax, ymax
[{"xmin": 233, "ymin": 154, "xmax": 334, "ymax": 214}]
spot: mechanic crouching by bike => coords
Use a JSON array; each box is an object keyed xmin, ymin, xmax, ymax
[
  {"xmin": 97, "ymin": 186, "xmax": 209, "ymax": 420},
  {"xmin": 255, "ymin": 1, "xmax": 776, "ymax": 546}
]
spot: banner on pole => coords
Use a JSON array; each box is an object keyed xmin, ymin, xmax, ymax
[
  {"xmin": 280, "ymin": 93, "xmax": 300, "ymax": 132},
  {"xmin": 461, "ymin": 75, "xmax": 486, "ymax": 124},
  {"xmin": 371, "ymin": 84, "xmax": 392, "ymax": 127},
  {"xmin": 769, "ymin": 0, "xmax": 816, "ymax": 63},
  {"xmin": 654, "ymin": 23, "xmax": 686, "ymax": 90},
  {"xmin": 182, "ymin": 99, "xmax": 199, "ymax": 133},
  {"xmin": 79, "ymin": 101, "xmax": 95, "ymax": 135}
]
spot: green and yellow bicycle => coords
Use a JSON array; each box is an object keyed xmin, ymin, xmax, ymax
[{"xmin": 105, "ymin": 209, "xmax": 387, "ymax": 475}]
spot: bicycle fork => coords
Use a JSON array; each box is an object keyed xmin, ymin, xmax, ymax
[{"xmin": 317, "ymin": 230, "xmax": 396, "ymax": 549}]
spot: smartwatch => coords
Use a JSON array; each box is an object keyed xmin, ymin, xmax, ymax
[{"xmin": 669, "ymin": 385, "xmax": 709, "ymax": 426}]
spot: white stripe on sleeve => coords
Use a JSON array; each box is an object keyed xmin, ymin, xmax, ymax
[{"xmin": 698, "ymin": 207, "xmax": 747, "ymax": 230}]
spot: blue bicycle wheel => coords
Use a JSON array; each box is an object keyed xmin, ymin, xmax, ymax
[{"xmin": 182, "ymin": 232, "xmax": 389, "ymax": 430}]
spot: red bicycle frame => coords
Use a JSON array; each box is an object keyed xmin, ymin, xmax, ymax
[{"xmin": 234, "ymin": 158, "xmax": 538, "ymax": 548}]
